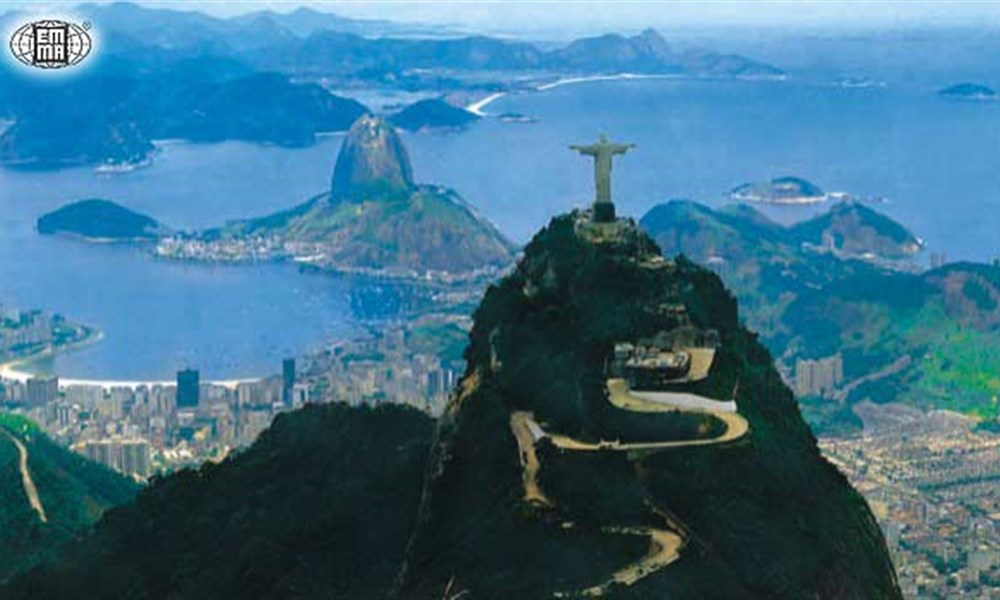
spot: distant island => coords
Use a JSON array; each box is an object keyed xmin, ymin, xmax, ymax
[
  {"xmin": 37, "ymin": 199, "xmax": 169, "ymax": 242},
  {"xmin": 938, "ymin": 82, "xmax": 998, "ymax": 101},
  {"xmin": 496, "ymin": 112, "xmax": 538, "ymax": 124},
  {"xmin": 831, "ymin": 77, "xmax": 886, "ymax": 89},
  {"xmin": 388, "ymin": 98, "xmax": 480, "ymax": 131},
  {"xmin": 729, "ymin": 176, "xmax": 836, "ymax": 205}
]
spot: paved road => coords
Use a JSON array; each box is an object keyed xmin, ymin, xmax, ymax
[
  {"xmin": 576, "ymin": 527, "xmax": 685, "ymax": 596},
  {"xmin": 509, "ymin": 377, "xmax": 750, "ymax": 596},
  {"xmin": 2, "ymin": 429, "xmax": 48, "ymax": 523},
  {"xmin": 532, "ymin": 379, "xmax": 749, "ymax": 453},
  {"xmin": 510, "ymin": 411, "xmax": 553, "ymax": 506}
]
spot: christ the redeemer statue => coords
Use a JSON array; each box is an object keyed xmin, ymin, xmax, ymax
[{"xmin": 570, "ymin": 134, "xmax": 635, "ymax": 223}]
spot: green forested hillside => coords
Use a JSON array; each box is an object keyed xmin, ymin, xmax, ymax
[
  {"xmin": 641, "ymin": 200, "xmax": 1000, "ymax": 431},
  {"xmin": 0, "ymin": 414, "xmax": 138, "ymax": 582},
  {"xmin": 3, "ymin": 404, "xmax": 433, "ymax": 599}
]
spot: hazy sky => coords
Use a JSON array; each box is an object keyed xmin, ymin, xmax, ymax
[{"xmin": 7, "ymin": 1, "xmax": 1000, "ymax": 37}]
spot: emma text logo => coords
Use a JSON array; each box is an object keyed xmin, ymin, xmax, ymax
[{"xmin": 9, "ymin": 19, "xmax": 92, "ymax": 69}]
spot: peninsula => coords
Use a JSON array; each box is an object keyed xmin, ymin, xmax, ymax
[{"xmin": 155, "ymin": 115, "xmax": 516, "ymax": 282}]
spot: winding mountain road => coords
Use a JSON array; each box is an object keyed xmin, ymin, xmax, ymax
[
  {"xmin": 509, "ymin": 376, "xmax": 750, "ymax": 597},
  {"xmin": 2, "ymin": 429, "xmax": 48, "ymax": 523}
]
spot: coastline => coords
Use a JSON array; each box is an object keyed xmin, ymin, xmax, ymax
[
  {"xmin": 536, "ymin": 72, "xmax": 685, "ymax": 92},
  {"xmin": 465, "ymin": 70, "xmax": 785, "ymax": 117},
  {"xmin": 0, "ymin": 360, "xmax": 260, "ymax": 391},
  {"xmin": 465, "ymin": 92, "xmax": 507, "ymax": 116},
  {"xmin": 0, "ymin": 329, "xmax": 260, "ymax": 391}
]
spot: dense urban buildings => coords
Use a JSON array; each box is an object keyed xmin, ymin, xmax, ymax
[
  {"xmin": 822, "ymin": 402, "xmax": 1000, "ymax": 599},
  {"xmin": 0, "ymin": 315, "xmax": 465, "ymax": 477},
  {"xmin": 0, "ymin": 305, "xmax": 92, "ymax": 362},
  {"xmin": 76, "ymin": 438, "xmax": 151, "ymax": 479}
]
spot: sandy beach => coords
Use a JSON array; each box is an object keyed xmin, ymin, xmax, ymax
[
  {"xmin": 0, "ymin": 361, "xmax": 259, "ymax": 391},
  {"xmin": 464, "ymin": 73, "xmax": 683, "ymax": 116},
  {"xmin": 465, "ymin": 91, "xmax": 507, "ymax": 116}
]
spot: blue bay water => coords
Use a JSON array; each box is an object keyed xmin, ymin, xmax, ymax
[
  {"xmin": 407, "ymin": 77, "xmax": 1000, "ymax": 257},
  {"xmin": 0, "ymin": 139, "xmax": 361, "ymax": 380},
  {"xmin": 3, "ymin": 76, "xmax": 1000, "ymax": 378}
]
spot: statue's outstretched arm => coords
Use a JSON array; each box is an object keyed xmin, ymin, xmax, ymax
[
  {"xmin": 611, "ymin": 143, "xmax": 636, "ymax": 154},
  {"xmin": 570, "ymin": 145, "xmax": 598, "ymax": 156}
]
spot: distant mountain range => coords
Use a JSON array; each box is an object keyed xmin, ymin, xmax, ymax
[
  {"xmin": 0, "ymin": 4, "xmax": 783, "ymax": 168},
  {"xmin": 33, "ymin": 4, "xmax": 779, "ymax": 80},
  {"xmin": 640, "ymin": 199, "xmax": 1000, "ymax": 432},
  {"xmin": 253, "ymin": 27, "xmax": 783, "ymax": 80},
  {"xmin": 0, "ymin": 72, "xmax": 369, "ymax": 168}
]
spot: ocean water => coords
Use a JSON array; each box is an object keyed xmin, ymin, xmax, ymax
[
  {"xmin": 4, "ymin": 75, "xmax": 1000, "ymax": 378},
  {"xmin": 407, "ymin": 77, "xmax": 1000, "ymax": 259},
  {"xmin": 0, "ymin": 139, "xmax": 361, "ymax": 380}
]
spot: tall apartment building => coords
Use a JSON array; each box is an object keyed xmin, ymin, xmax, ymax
[
  {"xmin": 794, "ymin": 354, "xmax": 844, "ymax": 397},
  {"xmin": 78, "ymin": 438, "xmax": 151, "ymax": 479}
]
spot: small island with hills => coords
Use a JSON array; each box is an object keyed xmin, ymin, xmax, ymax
[
  {"xmin": 938, "ymin": 82, "xmax": 998, "ymax": 101},
  {"xmin": 728, "ymin": 176, "xmax": 840, "ymax": 205},
  {"xmin": 37, "ymin": 200, "xmax": 169, "ymax": 242},
  {"xmin": 388, "ymin": 98, "xmax": 480, "ymax": 131}
]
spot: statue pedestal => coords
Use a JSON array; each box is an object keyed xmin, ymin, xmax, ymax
[{"xmin": 593, "ymin": 201, "xmax": 616, "ymax": 223}]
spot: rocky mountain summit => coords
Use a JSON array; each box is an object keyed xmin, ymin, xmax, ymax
[
  {"xmin": 394, "ymin": 209, "xmax": 900, "ymax": 598},
  {"xmin": 331, "ymin": 114, "xmax": 416, "ymax": 199},
  {"xmin": 166, "ymin": 114, "xmax": 516, "ymax": 279}
]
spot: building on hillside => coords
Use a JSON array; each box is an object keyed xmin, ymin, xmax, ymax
[{"xmin": 794, "ymin": 354, "xmax": 844, "ymax": 397}]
